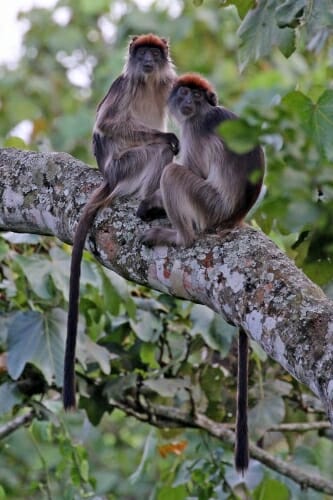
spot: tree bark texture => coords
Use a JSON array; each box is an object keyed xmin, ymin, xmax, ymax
[{"xmin": 0, "ymin": 148, "xmax": 332, "ymax": 423}]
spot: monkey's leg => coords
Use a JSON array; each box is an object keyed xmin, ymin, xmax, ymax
[
  {"xmin": 235, "ymin": 327, "xmax": 249, "ymax": 474},
  {"xmin": 104, "ymin": 144, "xmax": 174, "ymax": 203},
  {"xmin": 141, "ymin": 163, "xmax": 225, "ymax": 247},
  {"xmin": 137, "ymin": 189, "xmax": 167, "ymax": 221}
]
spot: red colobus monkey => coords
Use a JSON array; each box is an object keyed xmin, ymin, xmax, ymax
[
  {"xmin": 63, "ymin": 34, "xmax": 178, "ymax": 411},
  {"xmin": 139, "ymin": 73, "xmax": 265, "ymax": 473}
]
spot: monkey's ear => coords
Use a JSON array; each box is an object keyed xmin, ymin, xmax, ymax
[
  {"xmin": 161, "ymin": 37, "xmax": 169, "ymax": 47},
  {"xmin": 130, "ymin": 35, "xmax": 139, "ymax": 42},
  {"xmin": 207, "ymin": 91, "xmax": 218, "ymax": 106}
]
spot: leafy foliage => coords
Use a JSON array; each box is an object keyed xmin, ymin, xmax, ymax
[{"xmin": 0, "ymin": 0, "xmax": 333, "ymax": 498}]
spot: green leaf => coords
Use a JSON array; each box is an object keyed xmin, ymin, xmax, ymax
[
  {"xmin": 104, "ymin": 373, "xmax": 137, "ymax": 400},
  {"xmin": 303, "ymin": 0, "xmax": 333, "ymax": 52},
  {"xmin": 3, "ymin": 136, "xmax": 29, "ymax": 149},
  {"xmin": 130, "ymin": 310, "xmax": 163, "ymax": 342},
  {"xmin": 238, "ymin": 0, "xmax": 295, "ymax": 70},
  {"xmin": 15, "ymin": 254, "xmax": 53, "ymax": 300},
  {"xmin": 190, "ymin": 304, "xmax": 236, "ymax": 354},
  {"xmin": 275, "ymin": 0, "xmax": 306, "ymax": 28},
  {"xmin": 0, "ymin": 382, "xmax": 22, "ymax": 415},
  {"xmin": 219, "ymin": 119, "xmax": 261, "ymax": 153},
  {"xmin": 282, "ymin": 90, "xmax": 333, "ymax": 160},
  {"xmin": 49, "ymin": 246, "xmax": 101, "ymax": 300},
  {"xmin": 144, "ymin": 377, "xmax": 191, "ymax": 398},
  {"xmin": 80, "ymin": 394, "xmax": 109, "ymax": 426},
  {"xmin": 304, "ymin": 260, "xmax": 333, "ymax": 286},
  {"xmin": 312, "ymin": 90, "xmax": 333, "ymax": 160},
  {"xmin": 130, "ymin": 431, "xmax": 156, "ymax": 484},
  {"xmin": 248, "ymin": 395, "xmax": 285, "ymax": 439},
  {"xmin": 101, "ymin": 271, "xmax": 121, "ymax": 316},
  {"xmin": 140, "ymin": 342, "xmax": 159, "ymax": 369},
  {"xmin": 77, "ymin": 336, "xmax": 111, "ymax": 374},
  {"xmin": 0, "ymin": 238, "xmax": 9, "ymax": 261},
  {"xmin": 157, "ymin": 485, "xmax": 188, "ymax": 500},
  {"xmin": 222, "ymin": 0, "xmax": 256, "ymax": 19},
  {"xmin": 7, "ymin": 309, "xmax": 66, "ymax": 386},
  {"xmin": 282, "ymin": 90, "xmax": 313, "ymax": 127},
  {"xmin": 79, "ymin": 0, "xmax": 111, "ymax": 14},
  {"xmin": 253, "ymin": 478, "xmax": 290, "ymax": 500},
  {"xmin": 1, "ymin": 232, "xmax": 42, "ymax": 244}
]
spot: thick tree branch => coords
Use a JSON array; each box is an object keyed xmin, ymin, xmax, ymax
[{"xmin": 0, "ymin": 148, "xmax": 333, "ymax": 424}]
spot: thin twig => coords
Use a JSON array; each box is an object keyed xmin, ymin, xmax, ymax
[
  {"xmin": 266, "ymin": 421, "xmax": 332, "ymax": 433},
  {"xmin": 223, "ymin": 421, "xmax": 332, "ymax": 433},
  {"xmin": 110, "ymin": 398, "xmax": 333, "ymax": 495},
  {"xmin": 0, "ymin": 410, "xmax": 35, "ymax": 440}
]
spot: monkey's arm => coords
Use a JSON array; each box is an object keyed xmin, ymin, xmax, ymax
[
  {"xmin": 0, "ymin": 148, "xmax": 332, "ymax": 425},
  {"xmin": 96, "ymin": 119, "xmax": 178, "ymax": 149}
]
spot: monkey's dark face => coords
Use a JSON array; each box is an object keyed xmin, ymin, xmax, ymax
[
  {"xmin": 169, "ymin": 86, "xmax": 210, "ymax": 122},
  {"xmin": 130, "ymin": 45, "xmax": 166, "ymax": 76}
]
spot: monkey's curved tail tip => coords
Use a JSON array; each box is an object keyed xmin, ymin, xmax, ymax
[
  {"xmin": 235, "ymin": 327, "xmax": 249, "ymax": 476},
  {"xmin": 235, "ymin": 452, "xmax": 249, "ymax": 477},
  {"xmin": 62, "ymin": 391, "xmax": 76, "ymax": 412}
]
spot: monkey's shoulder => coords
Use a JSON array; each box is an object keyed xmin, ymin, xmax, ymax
[
  {"xmin": 96, "ymin": 74, "xmax": 127, "ymax": 113},
  {"xmin": 205, "ymin": 106, "xmax": 238, "ymax": 131}
]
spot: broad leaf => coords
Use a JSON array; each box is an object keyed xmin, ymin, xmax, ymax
[
  {"xmin": 253, "ymin": 478, "xmax": 290, "ymax": 500},
  {"xmin": 312, "ymin": 90, "xmax": 333, "ymax": 160},
  {"xmin": 130, "ymin": 310, "xmax": 163, "ymax": 342},
  {"xmin": 7, "ymin": 309, "xmax": 66, "ymax": 386},
  {"xmin": 248, "ymin": 395, "xmax": 285, "ymax": 439},
  {"xmin": 144, "ymin": 377, "xmax": 191, "ymax": 398},
  {"xmin": 49, "ymin": 246, "xmax": 102, "ymax": 300},
  {"xmin": 222, "ymin": 0, "xmax": 256, "ymax": 19},
  {"xmin": 0, "ymin": 382, "xmax": 22, "ymax": 415},
  {"xmin": 15, "ymin": 254, "xmax": 53, "ymax": 300},
  {"xmin": 275, "ymin": 0, "xmax": 306, "ymax": 28},
  {"xmin": 190, "ymin": 304, "xmax": 236, "ymax": 354},
  {"xmin": 282, "ymin": 89, "xmax": 333, "ymax": 160},
  {"xmin": 219, "ymin": 119, "xmax": 261, "ymax": 153},
  {"xmin": 238, "ymin": 0, "xmax": 295, "ymax": 70}
]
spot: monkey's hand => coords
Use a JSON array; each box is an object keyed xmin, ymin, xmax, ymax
[{"xmin": 164, "ymin": 133, "xmax": 179, "ymax": 155}]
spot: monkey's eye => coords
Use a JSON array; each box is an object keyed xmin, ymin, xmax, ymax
[
  {"xmin": 192, "ymin": 90, "xmax": 202, "ymax": 101},
  {"xmin": 178, "ymin": 86, "xmax": 190, "ymax": 97},
  {"xmin": 151, "ymin": 48, "xmax": 162, "ymax": 59},
  {"xmin": 136, "ymin": 47, "xmax": 147, "ymax": 58}
]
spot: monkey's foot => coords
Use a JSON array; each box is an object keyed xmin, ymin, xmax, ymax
[{"xmin": 139, "ymin": 227, "xmax": 178, "ymax": 247}]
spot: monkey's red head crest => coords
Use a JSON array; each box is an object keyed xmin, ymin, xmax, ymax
[
  {"xmin": 129, "ymin": 34, "xmax": 169, "ymax": 58},
  {"xmin": 173, "ymin": 73, "xmax": 218, "ymax": 106}
]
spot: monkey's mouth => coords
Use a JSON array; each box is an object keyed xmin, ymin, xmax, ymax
[
  {"xmin": 181, "ymin": 105, "xmax": 194, "ymax": 116},
  {"xmin": 143, "ymin": 64, "xmax": 154, "ymax": 73}
]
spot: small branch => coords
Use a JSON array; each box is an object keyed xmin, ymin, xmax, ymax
[
  {"xmin": 223, "ymin": 421, "xmax": 332, "ymax": 433},
  {"xmin": 0, "ymin": 410, "xmax": 35, "ymax": 440},
  {"xmin": 266, "ymin": 421, "xmax": 332, "ymax": 433},
  {"xmin": 110, "ymin": 397, "xmax": 333, "ymax": 495}
]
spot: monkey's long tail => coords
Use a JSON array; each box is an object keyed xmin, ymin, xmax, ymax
[
  {"xmin": 63, "ymin": 181, "xmax": 110, "ymax": 410},
  {"xmin": 235, "ymin": 327, "xmax": 249, "ymax": 474}
]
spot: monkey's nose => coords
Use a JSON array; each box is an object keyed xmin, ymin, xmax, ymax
[{"xmin": 181, "ymin": 105, "xmax": 193, "ymax": 116}]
